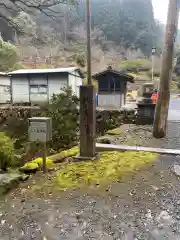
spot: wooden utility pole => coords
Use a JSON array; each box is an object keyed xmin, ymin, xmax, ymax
[
  {"xmin": 153, "ymin": 0, "xmax": 180, "ymax": 138},
  {"xmin": 77, "ymin": 0, "xmax": 96, "ymax": 160}
]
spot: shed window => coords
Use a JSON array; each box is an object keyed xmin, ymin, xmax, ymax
[{"xmin": 98, "ymin": 76, "xmax": 121, "ymax": 93}]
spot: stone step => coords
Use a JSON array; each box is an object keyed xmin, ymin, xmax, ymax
[{"xmin": 96, "ymin": 143, "xmax": 180, "ymax": 155}]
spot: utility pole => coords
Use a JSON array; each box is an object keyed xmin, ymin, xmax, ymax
[
  {"xmin": 152, "ymin": 47, "xmax": 156, "ymax": 82},
  {"xmin": 86, "ymin": 0, "xmax": 92, "ymax": 86},
  {"xmin": 77, "ymin": 0, "xmax": 96, "ymax": 160},
  {"xmin": 153, "ymin": 0, "xmax": 180, "ymax": 138}
]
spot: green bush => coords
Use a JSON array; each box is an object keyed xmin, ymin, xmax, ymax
[
  {"xmin": 0, "ymin": 37, "xmax": 19, "ymax": 71},
  {"xmin": 48, "ymin": 87, "xmax": 79, "ymax": 150},
  {"xmin": 0, "ymin": 132, "xmax": 15, "ymax": 171},
  {"xmin": 147, "ymin": 69, "xmax": 160, "ymax": 78},
  {"xmin": 119, "ymin": 59, "xmax": 151, "ymax": 72}
]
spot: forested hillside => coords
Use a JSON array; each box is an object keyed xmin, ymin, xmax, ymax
[{"xmin": 0, "ymin": 0, "xmax": 177, "ymax": 73}]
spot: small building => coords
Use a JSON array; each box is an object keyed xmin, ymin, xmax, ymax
[
  {"xmin": 0, "ymin": 72, "xmax": 11, "ymax": 104},
  {"xmin": 92, "ymin": 67, "xmax": 134, "ymax": 108},
  {"xmin": 8, "ymin": 67, "xmax": 84, "ymax": 105}
]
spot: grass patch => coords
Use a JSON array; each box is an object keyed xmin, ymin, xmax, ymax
[
  {"xmin": 119, "ymin": 59, "xmax": 151, "ymax": 72},
  {"xmin": 107, "ymin": 128, "xmax": 121, "ymax": 135},
  {"xmin": 37, "ymin": 151, "xmax": 158, "ymax": 192}
]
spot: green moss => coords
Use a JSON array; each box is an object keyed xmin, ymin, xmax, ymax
[
  {"xmin": 20, "ymin": 162, "xmax": 39, "ymax": 171},
  {"xmin": 31, "ymin": 157, "xmax": 55, "ymax": 169},
  {"xmin": 42, "ymin": 151, "xmax": 158, "ymax": 191},
  {"xmin": 50, "ymin": 146, "xmax": 79, "ymax": 162},
  {"xmin": 119, "ymin": 59, "xmax": 151, "ymax": 71},
  {"xmin": 20, "ymin": 157, "xmax": 55, "ymax": 173},
  {"xmin": 107, "ymin": 128, "xmax": 121, "ymax": 135}
]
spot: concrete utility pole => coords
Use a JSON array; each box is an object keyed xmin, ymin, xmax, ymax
[
  {"xmin": 78, "ymin": 0, "xmax": 96, "ymax": 159},
  {"xmin": 153, "ymin": 0, "xmax": 180, "ymax": 138}
]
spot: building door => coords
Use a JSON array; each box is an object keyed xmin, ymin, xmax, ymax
[{"xmin": 29, "ymin": 75, "xmax": 48, "ymax": 104}]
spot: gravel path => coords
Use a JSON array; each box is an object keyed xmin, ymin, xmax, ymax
[{"xmin": 0, "ymin": 155, "xmax": 180, "ymax": 239}]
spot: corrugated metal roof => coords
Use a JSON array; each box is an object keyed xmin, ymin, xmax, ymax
[
  {"xmin": 8, "ymin": 67, "xmax": 79, "ymax": 75},
  {"xmin": 0, "ymin": 72, "xmax": 7, "ymax": 76}
]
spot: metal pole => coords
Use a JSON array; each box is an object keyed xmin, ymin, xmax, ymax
[
  {"xmin": 42, "ymin": 142, "xmax": 47, "ymax": 173},
  {"xmin": 86, "ymin": 0, "xmax": 92, "ymax": 85},
  {"xmin": 152, "ymin": 54, "xmax": 154, "ymax": 81}
]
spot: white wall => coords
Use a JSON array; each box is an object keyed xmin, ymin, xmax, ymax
[
  {"xmin": 98, "ymin": 94, "xmax": 122, "ymax": 108},
  {"xmin": 0, "ymin": 75, "xmax": 11, "ymax": 103},
  {"xmin": 0, "ymin": 75, "xmax": 10, "ymax": 86},
  {"xmin": 48, "ymin": 74, "xmax": 67, "ymax": 102},
  {"xmin": 12, "ymin": 76, "xmax": 29, "ymax": 103},
  {"xmin": 11, "ymin": 72, "xmax": 80, "ymax": 104},
  {"xmin": 68, "ymin": 70, "xmax": 82, "ymax": 97}
]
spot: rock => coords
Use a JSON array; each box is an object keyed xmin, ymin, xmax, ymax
[
  {"xmin": 156, "ymin": 211, "xmax": 174, "ymax": 225},
  {"xmin": 97, "ymin": 137, "xmax": 111, "ymax": 144},
  {"xmin": 0, "ymin": 173, "xmax": 22, "ymax": 194},
  {"xmin": 20, "ymin": 174, "xmax": 29, "ymax": 181},
  {"xmin": 173, "ymin": 164, "xmax": 180, "ymax": 176}
]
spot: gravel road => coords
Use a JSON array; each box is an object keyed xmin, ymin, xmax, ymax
[{"xmin": 0, "ymin": 96, "xmax": 180, "ymax": 239}]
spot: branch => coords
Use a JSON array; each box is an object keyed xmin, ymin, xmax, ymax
[{"xmin": 0, "ymin": 0, "xmax": 76, "ymax": 32}]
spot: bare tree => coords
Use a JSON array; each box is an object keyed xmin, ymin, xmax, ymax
[{"xmin": 0, "ymin": 0, "xmax": 76, "ymax": 31}]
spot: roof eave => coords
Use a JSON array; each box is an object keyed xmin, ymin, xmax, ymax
[{"xmin": 92, "ymin": 70, "xmax": 134, "ymax": 83}]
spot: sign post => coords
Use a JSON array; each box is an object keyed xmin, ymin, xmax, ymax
[{"xmin": 28, "ymin": 117, "xmax": 52, "ymax": 173}]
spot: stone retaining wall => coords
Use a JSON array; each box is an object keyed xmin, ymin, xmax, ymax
[{"xmin": 0, "ymin": 107, "xmax": 136, "ymax": 136}]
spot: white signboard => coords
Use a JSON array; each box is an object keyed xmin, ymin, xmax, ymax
[{"xmin": 29, "ymin": 121, "xmax": 47, "ymax": 142}]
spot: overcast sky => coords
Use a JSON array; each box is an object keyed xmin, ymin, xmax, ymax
[{"xmin": 152, "ymin": 0, "xmax": 169, "ymax": 25}]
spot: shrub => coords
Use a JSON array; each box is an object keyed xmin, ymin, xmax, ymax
[
  {"xmin": 0, "ymin": 132, "xmax": 15, "ymax": 171},
  {"xmin": 147, "ymin": 69, "xmax": 160, "ymax": 78},
  {"xmin": 48, "ymin": 87, "xmax": 79, "ymax": 150},
  {"xmin": 119, "ymin": 59, "xmax": 151, "ymax": 72},
  {"xmin": 0, "ymin": 37, "xmax": 19, "ymax": 71}
]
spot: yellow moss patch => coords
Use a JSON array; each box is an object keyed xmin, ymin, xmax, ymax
[
  {"xmin": 50, "ymin": 146, "xmax": 79, "ymax": 162},
  {"xmin": 45, "ymin": 151, "xmax": 158, "ymax": 191},
  {"xmin": 20, "ymin": 157, "xmax": 56, "ymax": 173},
  {"xmin": 107, "ymin": 128, "xmax": 121, "ymax": 135},
  {"xmin": 31, "ymin": 157, "xmax": 55, "ymax": 169},
  {"xmin": 20, "ymin": 162, "xmax": 39, "ymax": 171}
]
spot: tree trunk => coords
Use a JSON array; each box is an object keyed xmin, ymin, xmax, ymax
[{"xmin": 153, "ymin": 0, "xmax": 180, "ymax": 138}]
